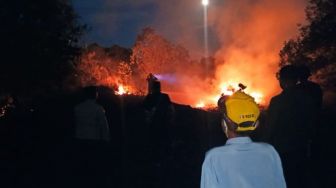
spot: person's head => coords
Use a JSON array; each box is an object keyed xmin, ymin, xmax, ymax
[
  {"xmin": 83, "ymin": 86, "xmax": 98, "ymax": 100},
  {"xmin": 220, "ymin": 91, "xmax": 260, "ymax": 138},
  {"xmin": 152, "ymin": 81, "xmax": 161, "ymax": 94},
  {"xmin": 277, "ymin": 65, "xmax": 299, "ymax": 90},
  {"xmin": 297, "ymin": 65, "xmax": 311, "ymax": 82}
]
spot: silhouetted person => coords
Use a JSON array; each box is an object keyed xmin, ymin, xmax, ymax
[
  {"xmin": 74, "ymin": 86, "xmax": 110, "ymax": 187},
  {"xmin": 146, "ymin": 73, "xmax": 158, "ymax": 94},
  {"xmin": 143, "ymin": 81, "xmax": 174, "ymax": 187},
  {"xmin": 266, "ymin": 65, "xmax": 315, "ymax": 188},
  {"xmin": 297, "ymin": 65, "xmax": 323, "ymax": 110}
]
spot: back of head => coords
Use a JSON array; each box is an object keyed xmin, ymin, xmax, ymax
[
  {"xmin": 221, "ymin": 91, "xmax": 260, "ymax": 135},
  {"xmin": 278, "ymin": 65, "xmax": 299, "ymax": 89},
  {"xmin": 297, "ymin": 65, "xmax": 311, "ymax": 81},
  {"xmin": 83, "ymin": 86, "xmax": 97, "ymax": 100}
]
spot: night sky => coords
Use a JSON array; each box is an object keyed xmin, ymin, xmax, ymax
[
  {"xmin": 72, "ymin": 0, "xmax": 158, "ymax": 47},
  {"xmin": 72, "ymin": 0, "xmax": 220, "ymax": 56}
]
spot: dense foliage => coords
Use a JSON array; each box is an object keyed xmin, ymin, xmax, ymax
[
  {"xmin": 75, "ymin": 44, "xmax": 132, "ymax": 89},
  {"xmin": 0, "ymin": 0, "xmax": 86, "ymax": 93},
  {"xmin": 279, "ymin": 0, "xmax": 336, "ymax": 90}
]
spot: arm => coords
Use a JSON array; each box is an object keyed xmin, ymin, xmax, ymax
[
  {"xmin": 201, "ymin": 155, "xmax": 219, "ymax": 188},
  {"xmin": 271, "ymin": 147, "xmax": 287, "ymax": 188},
  {"xmin": 264, "ymin": 98, "xmax": 279, "ymax": 143}
]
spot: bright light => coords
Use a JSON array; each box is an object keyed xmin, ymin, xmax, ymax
[
  {"xmin": 202, "ymin": 0, "xmax": 209, "ymax": 6},
  {"xmin": 196, "ymin": 101, "xmax": 205, "ymax": 108},
  {"xmin": 116, "ymin": 85, "xmax": 126, "ymax": 95},
  {"xmin": 250, "ymin": 92, "xmax": 264, "ymax": 104}
]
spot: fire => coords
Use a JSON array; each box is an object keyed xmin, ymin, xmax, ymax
[
  {"xmin": 195, "ymin": 101, "xmax": 206, "ymax": 108},
  {"xmin": 194, "ymin": 82, "xmax": 265, "ymax": 108},
  {"xmin": 115, "ymin": 84, "xmax": 128, "ymax": 95}
]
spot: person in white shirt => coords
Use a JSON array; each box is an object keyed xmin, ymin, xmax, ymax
[
  {"xmin": 73, "ymin": 86, "xmax": 110, "ymax": 187},
  {"xmin": 201, "ymin": 91, "xmax": 286, "ymax": 188},
  {"xmin": 74, "ymin": 86, "xmax": 110, "ymax": 141}
]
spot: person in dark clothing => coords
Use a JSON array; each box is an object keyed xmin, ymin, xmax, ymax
[
  {"xmin": 266, "ymin": 65, "xmax": 315, "ymax": 188},
  {"xmin": 146, "ymin": 73, "xmax": 159, "ymax": 95},
  {"xmin": 143, "ymin": 81, "xmax": 174, "ymax": 187},
  {"xmin": 297, "ymin": 65, "xmax": 323, "ymax": 110}
]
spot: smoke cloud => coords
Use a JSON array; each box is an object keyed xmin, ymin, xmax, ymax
[
  {"xmin": 209, "ymin": 0, "xmax": 306, "ymax": 104},
  {"xmin": 153, "ymin": 0, "xmax": 307, "ymax": 105}
]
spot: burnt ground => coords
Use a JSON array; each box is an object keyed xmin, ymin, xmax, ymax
[{"xmin": 0, "ymin": 89, "xmax": 335, "ymax": 188}]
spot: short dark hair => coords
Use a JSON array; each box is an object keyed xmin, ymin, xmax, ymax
[
  {"xmin": 297, "ymin": 65, "xmax": 311, "ymax": 80},
  {"xmin": 83, "ymin": 86, "xmax": 97, "ymax": 99}
]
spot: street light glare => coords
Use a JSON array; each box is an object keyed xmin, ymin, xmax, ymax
[{"xmin": 202, "ymin": 0, "xmax": 209, "ymax": 6}]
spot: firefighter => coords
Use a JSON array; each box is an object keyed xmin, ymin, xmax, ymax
[{"xmin": 201, "ymin": 91, "xmax": 286, "ymax": 188}]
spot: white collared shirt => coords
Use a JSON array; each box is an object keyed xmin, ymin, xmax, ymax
[
  {"xmin": 74, "ymin": 99, "xmax": 110, "ymax": 141},
  {"xmin": 201, "ymin": 137, "xmax": 286, "ymax": 188}
]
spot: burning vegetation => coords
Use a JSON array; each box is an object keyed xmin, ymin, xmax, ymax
[
  {"xmin": 75, "ymin": 29, "xmax": 267, "ymax": 108},
  {"xmin": 75, "ymin": 0, "xmax": 308, "ymax": 108}
]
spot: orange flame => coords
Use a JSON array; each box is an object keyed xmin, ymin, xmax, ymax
[
  {"xmin": 194, "ymin": 82, "xmax": 265, "ymax": 108},
  {"xmin": 195, "ymin": 101, "xmax": 206, "ymax": 108},
  {"xmin": 115, "ymin": 84, "xmax": 128, "ymax": 95}
]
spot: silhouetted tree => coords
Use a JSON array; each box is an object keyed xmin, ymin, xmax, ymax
[
  {"xmin": 279, "ymin": 0, "xmax": 336, "ymax": 90},
  {"xmin": 0, "ymin": 0, "xmax": 86, "ymax": 93}
]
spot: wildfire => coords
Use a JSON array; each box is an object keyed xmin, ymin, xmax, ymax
[
  {"xmin": 195, "ymin": 101, "xmax": 206, "ymax": 108},
  {"xmin": 194, "ymin": 82, "xmax": 265, "ymax": 108},
  {"xmin": 115, "ymin": 84, "xmax": 128, "ymax": 95}
]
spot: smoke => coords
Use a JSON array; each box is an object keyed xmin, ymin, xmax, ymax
[
  {"xmin": 208, "ymin": 0, "xmax": 306, "ymax": 104},
  {"xmin": 154, "ymin": 74, "xmax": 177, "ymax": 84},
  {"xmin": 153, "ymin": 0, "xmax": 307, "ymax": 105},
  {"xmin": 75, "ymin": 0, "xmax": 308, "ymax": 106}
]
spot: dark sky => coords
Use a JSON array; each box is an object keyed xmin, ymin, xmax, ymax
[
  {"xmin": 72, "ymin": 0, "xmax": 159, "ymax": 48},
  {"xmin": 72, "ymin": 0, "xmax": 220, "ymax": 57}
]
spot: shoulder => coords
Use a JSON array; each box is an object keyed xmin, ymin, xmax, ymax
[
  {"xmin": 252, "ymin": 142, "xmax": 280, "ymax": 157},
  {"xmin": 205, "ymin": 146, "xmax": 230, "ymax": 159},
  {"xmin": 161, "ymin": 93, "xmax": 170, "ymax": 99},
  {"xmin": 269, "ymin": 94, "xmax": 283, "ymax": 107},
  {"xmin": 270, "ymin": 93, "xmax": 282, "ymax": 102},
  {"xmin": 160, "ymin": 93, "xmax": 171, "ymax": 102},
  {"xmin": 94, "ymin": 103, "xmax": 105, "ymax": 112},
  {"xmin": 252, "ymin": 142, "xmax": 275, "ymax": 150}
]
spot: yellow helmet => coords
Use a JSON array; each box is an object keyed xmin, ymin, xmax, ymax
[{"xmin": 224, "ymin": 91, "xmax": 260, "ymax": 131}]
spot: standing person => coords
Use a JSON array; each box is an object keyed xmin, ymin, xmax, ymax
[
  {"xmin": 201, "ymin": 91, "xmax": 286, "ymax": 188},
  {"xmin": 146, "ymin": 73, "xmax": 159, "ymax": 95},
  {"xmin": 266, "ymin": 65, "xmax": 315, "ymax": 188},
  {"xmin": 74, "ymin": 86, "xmax": 110, "ymax": 141},
  {"xmin": 74, "ymin": 86, "xmax": 110, "ymax": 187},
  {"xmin": 143, "ymin": 81, "xmax": 174, "ymax": 187},
  {"xmin": 297, "ymin": 65, "xmax": 323, "ymax": 110}
]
